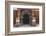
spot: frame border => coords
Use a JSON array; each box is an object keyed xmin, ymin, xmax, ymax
[{"xmin": 5, "ymin": 1, "xmax": 45, "ymax": 36}]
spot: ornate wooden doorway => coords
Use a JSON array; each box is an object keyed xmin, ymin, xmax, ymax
[{"xmin": 21, "ymin": 9, "xmax": 32, "ymax": 25}]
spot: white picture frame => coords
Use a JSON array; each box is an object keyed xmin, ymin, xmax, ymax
[{"xmin": 5, "ymin": 1, "xmax": 45, "ymax": 35}]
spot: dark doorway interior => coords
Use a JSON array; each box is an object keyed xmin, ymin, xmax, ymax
[{"xmin": 23, "ymin": 14, "xmax": 29, "ymax": 24}]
